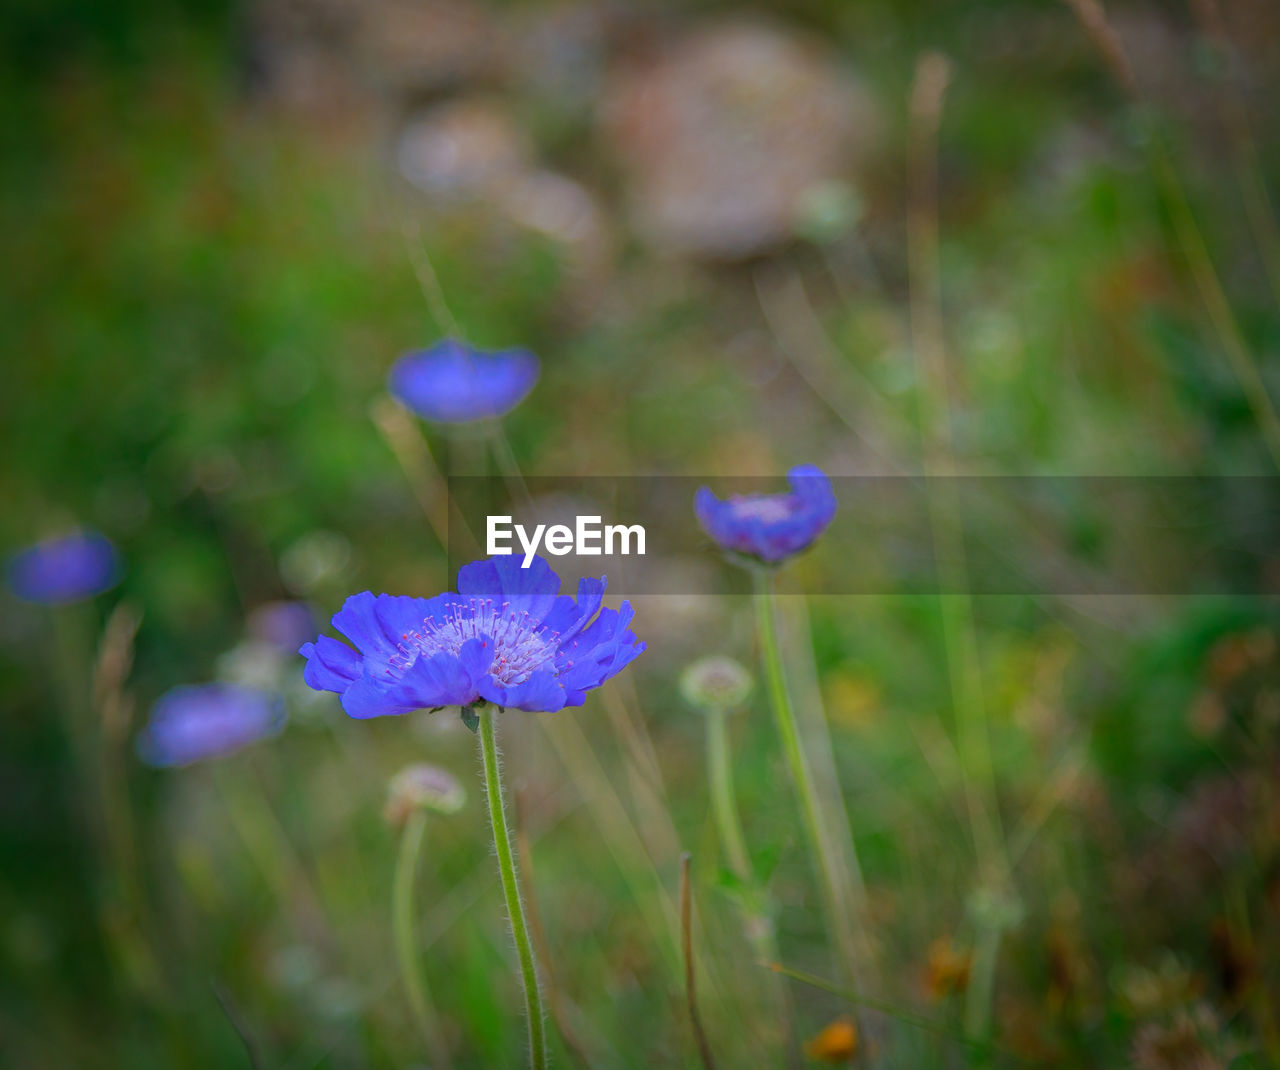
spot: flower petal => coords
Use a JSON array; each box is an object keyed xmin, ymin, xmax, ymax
[
  {"xmin": 456, "ymin": 554, "xmax": 561, "ymax": 623},
  {"xmin": 300, "ymin": 636, "xmax": 361, "ymax": 693},
  {"xmin": 478, "ymin": 668, "xmax": 568, "ymax": 712}
]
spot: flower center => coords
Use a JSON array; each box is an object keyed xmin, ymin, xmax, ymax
[
  {"xmin": 728, "ymin": 495, "xmax": 793, "ymax": 523},
  {"xmin": 393, "ymin": 598, "xmax": 558, "ymax": 686}
]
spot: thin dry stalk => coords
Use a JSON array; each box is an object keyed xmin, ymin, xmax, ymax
[
  {"xmin": 401, "ymin": 219, "xmax": 464, "ymax": 338},
  {"xmin": 1189, "ymin": 0, "xmax": 1280, "ymax": 308},
  {"xmin": 681, "ymin": 853, "xmax": 716, "ymax": 1070},
  {"xmin": 907, "ymin": 52, "xmax": 1008, "ymax": 1050},
  {"xmin": 1062, "ymin": 0, "xmax": 1280, "ymax": 467},
  {"xmin": 370, "ymin": 396, "xmax": 452, "ymax": 549}
]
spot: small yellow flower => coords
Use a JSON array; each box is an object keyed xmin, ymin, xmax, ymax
[
  {"xmin": 924, "ymin": 936, "xmax": 972, "ymax": 1000},
  {"xmin": 804, "ymin": 1017, "xmax": 858, "ymax": 1063}
]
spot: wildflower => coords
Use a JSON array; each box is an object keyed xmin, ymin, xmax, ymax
[
  {"xmin": 248, "ymin": 601, "xmax": 318, "ymax": 655},
  {"xmin": 804, "ymin": 1017, "xmax": 858, "ymax": 1063},
  {"xmin": 136, "ymin": 683, "xmax": 286, "ymax": 767},
  {"xmin": 389, "ymin": 338, "xmax": 539, "ymax": 424},
  {"xmin": 6, "ymin": 530, "xmax": 122, "ymax": 605},
  {"xmin": 694, "ymin": 464, "xmax": 836, "ymax": 565},
  {"xmin": 385, "ymin": 763, "xmax": 466, "ymax": 826},
  {"xmin": 924, "ymin": 936, "xmax": 972, "ymax": 1000},
  {"xmin": 680, "ymin": 655, "xmax": 752, "ymax": 712},
  {"xmin": 704, "ymin": 464, "xmax": 870, "ymax": 999},
  {"xmin": 300, "ymin": 553, "xmax": 644, "ymax": 719}
]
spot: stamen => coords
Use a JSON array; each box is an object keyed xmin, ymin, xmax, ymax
[{"xmin": 388, "ymin": 597, "xmax": 558, "ymax": 686}]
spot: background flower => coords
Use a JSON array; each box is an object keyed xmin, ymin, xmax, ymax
[
  {"xmin": 695, "ymin": 465, "xmax": 837, "ymax": 564},
  {"xmin": 247, "ymin": 600, "xmax": 318, "ymax": 655},
  {"xmin": 136, "ymin": 683, "xmax": 286, "ymax": 768},
  {"xmin": 6, "ymin": 530, "xmax": 122, "ymax": 605},
  {"xmin": 680, "ymin": 655, "xmax": 753, "ymax": 711},
  {"xmin": 301, "ymin": 554, "xmax": 644, "ymax": 717},
  {"xmin": 389, "ymin": 339, "xmax": 539, "ymax": 423},
  {"xmin": 384, "ymin": 763, "xmax": 466, "ymax": 825}
]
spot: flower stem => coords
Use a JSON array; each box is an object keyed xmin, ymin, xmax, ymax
[
  {"xmin": 706, "ymin": 707, "xmax": 751, "ymax": 883},
  {"xmin": 478, "ymin": 706, "xmax": 548, "ymax": 1070},
  {"xmin": 752, "ymin": 571, "xmax": 866, "ymax": 1001},
  {"xmin": 393, "ymin": 809, "xmax": 453, "ymax": 1069},
  {"xmin": 705, "ymin": 703, "xmax": 799, "ymax": 1065}
]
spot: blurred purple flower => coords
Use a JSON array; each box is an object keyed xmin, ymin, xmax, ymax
[
  {"xmin": 6, "ymin": 530, "xmax": 122, "ymax": 605},
  {"xmin": 695, "ymin": 465, "xmax": 837, "ymax": 565},
  {"xmin": 389, "ymin": 339, "xmax": 539, "ymax": 423},
  {"xmin": 300, "ymin": 554, "xmax": 644, "ymax": 717},
  {"xmin": 248, "ymin": 601, "xmax": 318, "ymax": 655},
  {"xmin": 137, "ymin": 683, "xmax": 286, "ymax": 768}
]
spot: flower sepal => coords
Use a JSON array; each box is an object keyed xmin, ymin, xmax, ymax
[{"xmin": 459, "ymin": 700, "xmax": 487, "ymax": 734}]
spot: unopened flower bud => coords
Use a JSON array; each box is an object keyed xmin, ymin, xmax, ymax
[
  {"xmin": 384, "ymin": 764, "xmax": 466, "ymax": 826},
  {"xmin": 680, "ymin": 656, "xmax": 753, "ymax": 712}
]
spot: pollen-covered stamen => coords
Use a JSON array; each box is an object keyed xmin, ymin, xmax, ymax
[{"xmin": 390, "ymin": 597, "xmax": 559, "ymax": 686}]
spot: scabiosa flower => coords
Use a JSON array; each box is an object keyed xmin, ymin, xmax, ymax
[
  {"xmin": 384, "ymin": 763, "xmax": 466, "ymax": 826},
  {"xmin": 695, "ymin": 465, "xmax": 837, "ymax": 565},
  {"xmin": 300, "ymin": 554, "xmax": 644, "ymax": 718},
  {"xmin": 136, "ymin": 683, "xmax": 286, "ymax": 768},
  {"xmin": 248, "ymin": 600, "xmax": 318, "ymax": 655},
  {"xmin": 389, "ymin": 338, "xmax": 539, "ymax": 424},
  {"xmin": 680, "ymin": 656, "xmax": 753, "ymax": 712},
  {"xmin": 6, "ymin": 530, "xmax": 122, "ymax": 605}
]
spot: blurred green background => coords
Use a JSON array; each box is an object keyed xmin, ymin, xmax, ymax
[{"xmin": 3, "ymin": 0, "xmax": 1280, "ymax": 1066}]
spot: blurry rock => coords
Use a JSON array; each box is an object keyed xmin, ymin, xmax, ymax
[
  {"xmin": 500, "ymin": 169, "xmax": 604, "ymax": 250},
  {"xmin": 397, "ymin": 97, "xmax": 531, "ymax": 194},
  {"xmin": 505, "ymin": 2, "xmax": 608, "ymax": 112},
  {"xmin": 497, "ymin": 169, "xmax": 613, "ymax": 285},
  {"xmin": 355, "ymin": 0, "xmax": 500, "ymax": 95},
  {"xmin": 601, "ymin": 19, "xmax": 879, "ymax": 260}
]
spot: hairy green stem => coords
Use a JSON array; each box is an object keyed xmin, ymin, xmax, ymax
[
  {"xmin": 393, "ymin": 810, "xmax": 452, "ymax": 1069},
  {"xmin": 706, "ymin": 707, "xmax": 751, "ymax": 883},
  {"xmin": 753, "ymin": 572, "xmax": 865, "ymax": 999},
  {"xmin": 705, "ymin": 703, "xmax": 798, "ymax": 1064},
  {"xmin": 479, "ymin": 706, "xmax": 548, "ymax": 1070}
]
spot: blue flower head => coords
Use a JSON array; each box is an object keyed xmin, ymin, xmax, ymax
[
  {"xmin": 248, "ymin": 600, "xmax": 318, "ymax": 655},
  {"xmin": 389, "ymin": 339, "xmax": 539, "ymax": 423},
  {"xmin": 695, "ymin": 465, "xmax": 837, "ymax": 565},
  {"xmin": 300, "ymin": 555, "xmax": 644, "ymax": 718},
  {"xmin": 137, "ymin": 683, "xmax": 286, "ymax": 768},
  {"xmin": 6, "ymin": 530, "xmax": 123, "ymax": 605}
]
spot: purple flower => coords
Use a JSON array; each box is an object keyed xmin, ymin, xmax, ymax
[
  {"xmin": 389, "ymin": 339, "xmax": 539, "ymax": 423},
  {"xmin": 136, "ymin": 683, "xmax": 286, "ymax": 768},
  {"xmin": 300, "ymin": 554, "xmax": 644, "ymax": 718},
  {"xmin": 248, "ymin": 601, "xmax": 318, "ymax": 655},
  {"xmin": 695, "ymin": 465, "xmax": 837, "ymax": 565},
  {"xmin": 6, "ymin": 530, "xmax": 122, "ymax": 605}
]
